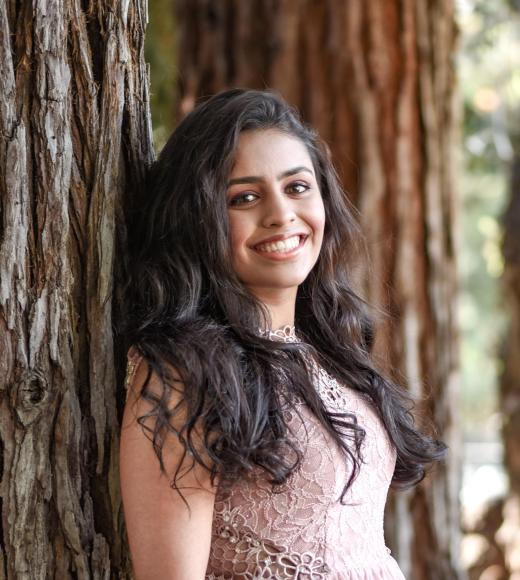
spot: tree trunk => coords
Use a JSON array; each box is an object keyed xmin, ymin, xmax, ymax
[
  {"xmin": 0, "ymin": 1, "xmax": 153, "ymax": 578},
  {"xmin": 499, "ymin": 153, "xmax": 520, "ymax": 576},
  {"xmin": 175, "ymin": 1, "xmax": 463, "ymax": 578}
]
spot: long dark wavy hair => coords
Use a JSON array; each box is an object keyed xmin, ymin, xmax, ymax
[{"xmin": 124, "ymin": 88, "xmax": 446, "ymax": 501}]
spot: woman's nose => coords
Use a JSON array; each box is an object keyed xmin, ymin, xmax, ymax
[{"xmin": 261, "ymin": 190, "xmax": 296, "ymax": 228}]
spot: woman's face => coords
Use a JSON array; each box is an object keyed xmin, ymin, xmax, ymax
[{"xmin": 226, "ymin": 128, "xmax": 325, "ymax": 297}]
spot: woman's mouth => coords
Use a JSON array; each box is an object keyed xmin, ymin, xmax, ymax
[{"xmin": 252, "ymin": 235, "xmax": 308, "ymax": 258}]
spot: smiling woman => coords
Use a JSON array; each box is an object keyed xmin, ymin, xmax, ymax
[{"xmin": 120, "ymin": 89, "xmax": 446, "ymax": 579}]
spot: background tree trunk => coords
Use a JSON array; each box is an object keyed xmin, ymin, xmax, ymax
[
  {"xmin": 499, "ymin": 153, "xmax": 520, "ymax": 576},
  {"xmin": 0, "ymin": 1, "xmax": 153, "ymax": 578},
  {"xmin": 175, "ymin": 1, "xmax": 463, "ymax": 578}
]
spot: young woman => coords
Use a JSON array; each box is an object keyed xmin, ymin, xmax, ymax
[{"xmin": 119, "ymin": 88, "xmax": 446, "ymax": 579}]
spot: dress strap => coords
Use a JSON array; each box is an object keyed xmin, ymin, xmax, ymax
[{"xmin": 124, "ymin": 347, "xmax": 143, "ymax": 395}]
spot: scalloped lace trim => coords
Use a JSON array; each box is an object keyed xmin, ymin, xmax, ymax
[{"xmin": 258, "ymin": 325, "xmax": 300, "ymax": 343}]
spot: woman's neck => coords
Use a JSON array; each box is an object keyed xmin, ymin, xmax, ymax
[{"xmin": 250, "ymin": 286, "xmax": 296, "ymax": 331}]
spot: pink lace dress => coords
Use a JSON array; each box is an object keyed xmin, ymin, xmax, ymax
[{"xmin": 124, "ymin": 328, "xmax": 405, "ymax": 580}]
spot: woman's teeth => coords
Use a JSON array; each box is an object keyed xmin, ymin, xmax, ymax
[{"xmin": 256, "ymin": 235, "xmax": 302, "ymax": 253}]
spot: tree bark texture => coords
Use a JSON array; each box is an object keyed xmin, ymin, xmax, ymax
[
  {"xmin": 0, "ymin": 1, "xmax": 153, "ymax": 578},
  {"xmin": 175, "ymin": 1, "xmax": 463, "ymax": 579}
]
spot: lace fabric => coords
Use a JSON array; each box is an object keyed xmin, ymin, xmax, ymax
[
  {"xmin": 259, "ymin": 324, "xmax": 301, "ymax": 343},
  {"xmin": 124, "ymin": 331, "xmax": 405, "ymax": 579}
]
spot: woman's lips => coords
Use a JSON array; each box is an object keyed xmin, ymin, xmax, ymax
[{"xmin": 252, "ymin": 235, "xmax": 308, "ymax": 259}]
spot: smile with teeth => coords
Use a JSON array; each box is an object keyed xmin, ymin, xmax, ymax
[{"xmin": 254, "ymin": 235, "xmax": 304, "ymax": 254}]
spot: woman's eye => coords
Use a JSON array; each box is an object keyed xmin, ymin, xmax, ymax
[
  {"xmin": 228, "ymin": 192, "xmax": 258, "ymax": 206},
  {"xmin": 287, "ymin": 182, "xmax": 310, "ymax": 194}
]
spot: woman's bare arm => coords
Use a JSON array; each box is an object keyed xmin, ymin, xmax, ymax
[{"xmin": 120, "ymin": 355, "xmax": 216, "ymax": 580}]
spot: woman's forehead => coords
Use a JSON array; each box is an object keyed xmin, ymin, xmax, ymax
[{"xmin": 230, "ymin": 129, "xmax": 314, "ymax": 178}]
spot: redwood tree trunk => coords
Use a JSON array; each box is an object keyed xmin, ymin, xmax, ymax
[
  {"xmin": 500, "ymin": 154, "xmax": 520, "ymax": 576},
  {"xmin": 0, "ymin": 1, "xmax": 153, "ymax": 578},
  {"xmin": 175, "ymin": 1, "xmax": 463, "ymax": 578}
]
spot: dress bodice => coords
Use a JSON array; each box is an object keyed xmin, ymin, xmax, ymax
[{"xmin": 124, "ymin": 331, "xmax": 405, "ymax": 579}]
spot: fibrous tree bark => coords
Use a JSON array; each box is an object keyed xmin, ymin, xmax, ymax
[
  {"xmin": 0, "ymin": 1, "xmax": 153, "ymax": 578},
  {"xmin": 175, "ymin": 1, "xmax": 463, "ymax": 578}
]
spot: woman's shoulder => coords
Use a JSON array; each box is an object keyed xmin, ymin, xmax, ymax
[{"xmin": 123, "ymin": 346, "xmax": 185, "ymax": 407}]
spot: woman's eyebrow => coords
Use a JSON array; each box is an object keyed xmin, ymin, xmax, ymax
[{"xmin": 227, "ymin": 166, "xmax": 314, "ymax": 187}]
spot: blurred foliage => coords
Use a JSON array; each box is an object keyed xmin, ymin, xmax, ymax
[
  {"xmin": 145, "ymin": 0, "xmax": 177, "ymax": 152},
  {"xmin": 457, "ymin": 0, "xmax": 520, "ymax": 432}
]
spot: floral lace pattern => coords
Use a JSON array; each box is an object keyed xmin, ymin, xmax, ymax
[
  {"xmin": 259, "ymin": 325, "xmax": 301, "ymax": 343},
  {"xmin": 207, "ymin": 502, "xmax": 330, "ymax": 579},
  {"xmin": 124, "ymin": 331, "xmax": 405, "ymax": 579}
]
